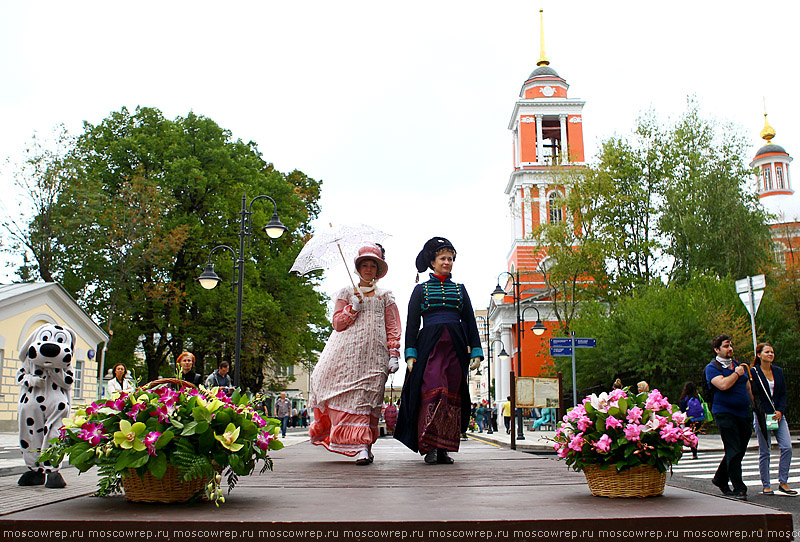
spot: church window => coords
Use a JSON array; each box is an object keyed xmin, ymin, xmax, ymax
[
  {"xmin": 773, "ymin": 241, "xmax": 786, "ymax": 267},
  {"xmin": 548, "ymin": 191, "xmax": 563, "ymax": 223},
  {"xmin": 776, "ymin": 165, "xmax": 784, "ymax": 189},
  {"xmin": 764, "ymin": 167, "xmax": 772, "ymax": 190}
]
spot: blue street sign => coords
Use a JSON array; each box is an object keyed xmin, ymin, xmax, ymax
[
  {"xmin": 549, "ymin": 338, "xmax": 572, "ymax": 347},
  {"xmin": 575, "ymin": 338, "xmax": 596, "ymax": 348},
  {"xmin": 550, "ymin": 347, "xmax": 573, "ymax": 356}
]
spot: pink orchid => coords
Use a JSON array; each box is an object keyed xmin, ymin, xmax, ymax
[
  {"xmin": 595, "ymin": 434, "xmax": 612, "ymax": 453},
  {"xmin": 105, "ymin": 396, "xmax": 126, "ymax": 411},
  {"xmin": 659, "ymin": 423, "xmax": 683, "ymax": 443},
  {"xmin": 605, "ymin": 416, "xmax": 622, "ymax": 430},
  {"xmin": 85, "ymin": 402, "xmax": 101, "ymax": 415},
  {"xmin": 152, "ymin": 404, "xmax": 171, "ymax": 423},
  {"xmin": 624, "ymin": 424, "xmax": 642, "ymax": 441},
  {"xmin": 568, "ymin": 435, "xmax": 586, "ymax": 452},
  {"xmin": 608, "ymin": 388, "xmax": 627, "ymax": 402},
  {"xmin": 142, "ymin": 431, "xmax": 161, "ymax": 456},
  {"xmin": 645, "ymin": 389, "xmax": 671, "ymax": 412},
  {"xmin": 78, "ymin": 423, "xmax": 106, "ymax": 446},
  {"xmin": 682, "ymin": 427, "xmax": 699, "ymax": 448},
  {"xmin": 671, "ymin": 411, "xmax": 687, "ymax": 425},
  {"xmin": 255, "ymin": 431, "xmax": 274, "ymax": 451},
  {"xmin": 252, "ymin": 414, "xmax": 267, "ymax": 428},
  {"xmin": 626, "ymin": 406, "xmax": 643, "ymax": 424},
  {"xmin": 566, "ymin": 404, "xmax": 587, "ymax": 420},
  {"xmin": 127, "ymin": 401, "xmax": 148, "ymax": 419},
  {"xmin": 576, "ymin": 416, "xmax": 593, "ymax": 432}
]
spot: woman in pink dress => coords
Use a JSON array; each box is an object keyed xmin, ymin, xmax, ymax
[{"xmin": 309, "ymin": 244, "xmax": 401, "ymax": 465}]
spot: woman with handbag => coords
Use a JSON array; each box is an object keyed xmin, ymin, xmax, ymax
[
  {"xmin": 679, "ymin": 381, "xmax": 704, "ymax": 459},
  {"xmin": 751, "ymin": 342, "xmax": 796, "ymax": 495}
]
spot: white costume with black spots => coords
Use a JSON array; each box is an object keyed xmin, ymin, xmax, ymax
[{"xmin": 17, "ymin": 324, "xmax": 76, "ymax": 474}]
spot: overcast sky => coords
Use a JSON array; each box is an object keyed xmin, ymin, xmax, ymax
[{"xmin": 2, "ymin": 1, "xmax": 798, "ymax": 339}]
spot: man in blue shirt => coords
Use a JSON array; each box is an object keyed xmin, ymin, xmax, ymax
[{"xmin": 706, "ymin": 334, "xmax": 753, "ymax": 501}]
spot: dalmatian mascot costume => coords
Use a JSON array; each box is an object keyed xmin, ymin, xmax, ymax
[{"xmin": 17, "ymin": 323, "xmax": 76, "ymax": 488}]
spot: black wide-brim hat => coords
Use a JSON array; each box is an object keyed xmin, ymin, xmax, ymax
[{"xmin": 415, "ymin": 237, "xmax": 456, "ymax": 273}]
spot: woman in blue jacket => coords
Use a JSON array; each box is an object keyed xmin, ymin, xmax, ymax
[
  {"xmin": 394, "ymin": 237, "xmax": 483, "ymax": 464},
  {"xmin": 751, "ymin": 342, "xmax": 796, "ymax": 495}
]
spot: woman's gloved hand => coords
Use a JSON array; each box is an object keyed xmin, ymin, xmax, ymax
[
  {"xmin": 349, "ymin": 293, "xmax": 362, "ymax": 312},
  {"xmin": 469, "ymin": 357, "xmax": 481, "ymax": 370},
  {"xmin": 388, "ymin": 357, "xmax": 400, "ymax": 373},
  {"xmin": 407, "ymin": 358, "xmax": 416, "ymax": 371}
]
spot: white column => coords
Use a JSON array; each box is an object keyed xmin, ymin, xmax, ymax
[
  {"xmin": 536, "ymin": 115, "xmax": 544, "ymax": 164},
  {"xmin": 559, "ymin": 114, "xmax": 569, "ymax": 163},
  {"xmin": 538, "ymin": 182, "xmax": 547, "ymax": 225},
  {"xmin": 514, "ymin": 129, "xmax": 520, "ymax": 168}
]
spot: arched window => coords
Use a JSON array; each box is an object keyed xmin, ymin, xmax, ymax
[
  {"xmin": 776, "ymin": 165, "xmax": 784, "ymax": 189},
  {"xmin": 548, "ymin": 191, "xmax": 563, "ymax": 223},
  {"xmin": 764, "ymin": 167, "xmax": 773, "ymax": 190}
]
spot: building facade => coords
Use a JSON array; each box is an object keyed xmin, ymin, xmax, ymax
[
  {"xmin": 0, "ymin": 283, "xmax": 109, "ymax": 431},
  {"xmin": 488, "ymin": 10, "xmax": 586, "ymax": 405}
]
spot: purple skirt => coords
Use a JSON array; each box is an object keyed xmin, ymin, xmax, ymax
[{"xmin": 417, "ymin": 327, "xmax": 462, "ymax": 453}]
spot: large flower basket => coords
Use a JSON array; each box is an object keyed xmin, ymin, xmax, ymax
[
  {"xmin": 551, "ymin": 388, "xmax": 697, "ymax": 499},
  {"xmin": 583, "ymin": 464, "xmax": 666, "ymax": 498},
  {"xmin": 41, "ymin": 377, "xmax": 283, "ymax": 506},
  {"xmin": 122, "ymin": 463, "xmax": 209, "ymax": 503}
]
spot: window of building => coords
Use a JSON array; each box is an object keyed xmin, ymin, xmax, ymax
[
  {"xmin": 776, "ymin": 165, "xmax": 784, "ymax": 189},
  {"xmin": 278, "ymin": 365, "xmax": 294, "ymax": 377},
  {"xmin": 773, "ymin": 242, "xmax": 787, "ymax": 267},
  {"xmin": 764, "ymin": 167, "xmax": 773, "ymax": 190},
  {"xmin": 548, "ymin": 191, "xmax": 563, "ymax": 223},
  {"xmin": 73, "ymin": 359, "xmax": 83, "ymax": 398}
]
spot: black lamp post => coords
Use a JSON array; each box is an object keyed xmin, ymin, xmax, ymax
[
  {"xmin": 197, "ymin": 192, "xmax": 287, "ymax": 388},
  {"xmin": 476, "ymin": 314, "xmax": 494, "ymax": 434},
  {"xmin": 489, "ymin": 339, "xmax": 508, "ymax": 435}
]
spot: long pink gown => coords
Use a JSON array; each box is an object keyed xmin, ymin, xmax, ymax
[{"xmin": 309, "ymin": 287, "xmax": 401, "ymax": 456}]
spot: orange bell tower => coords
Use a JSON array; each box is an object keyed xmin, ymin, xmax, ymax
[{"xmin": 490, "ymin": 9, "xmax": 587, "ymax": 389}]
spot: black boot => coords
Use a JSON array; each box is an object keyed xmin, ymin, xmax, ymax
[
  {"xmin": 18, "ymin": 470, "xmax": 45, "ymax": 486},
  {"xmin": 423, "ymin": 450, "xmax": 438, "ymax": 464},
  {"xmin": 45, "ymin": 472, "xmax": 66, "ymax": 488},
  {"xmin": 437, "ymin": 449, "xmax": 454, "ymax": 464}
]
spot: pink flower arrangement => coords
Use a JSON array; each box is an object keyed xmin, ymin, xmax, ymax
[{"xmin": 552, "ymin": 388, "xmax": 697, "ymax": 474}]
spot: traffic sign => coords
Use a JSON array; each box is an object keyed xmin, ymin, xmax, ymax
[
  {"xmin": 735, "ymin": 274, "xmax": 765, "ymax": 294},
  {"xmin": 550, "ymin": 338, "xmax": 596, "ymax": 348},
  {"xmin": 739, "ymin": 290, "xmax": 764, "ymax": 317},
  {"xmin": 550, "ymin": 347, "xmax": 573, "ymax": 356}
]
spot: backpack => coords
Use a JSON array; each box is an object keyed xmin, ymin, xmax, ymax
[
  {"xmin": 686, "ymin": 396, "xmax": 704, "ymax": 421},
  {"xmin": 702, "ymin": 359, "xmax": 723, "ymax": 410}
]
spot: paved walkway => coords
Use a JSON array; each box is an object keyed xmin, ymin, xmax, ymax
[{"xmin": 0, "ymin": 433, "xmax": 793, "ymax": 542}]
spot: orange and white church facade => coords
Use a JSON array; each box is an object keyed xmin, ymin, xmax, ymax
[
  {"xmin": 750, "ymin": 114, "xmax": 797, "ymax": 268},
  {"xmin": 485, "ymin": 12, "xmax": 584, "ymax": 404}
]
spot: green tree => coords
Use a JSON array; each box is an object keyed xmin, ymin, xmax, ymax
[
  {"xmin": 659, "ymin": 100, "xmax": 772, "ymax": 283},
  {"xmin": 23, "ymin": 107, "xmax": 329, "ymax": 388}
]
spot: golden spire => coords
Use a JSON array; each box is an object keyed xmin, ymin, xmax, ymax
[
  {"xmin": 761, "ymin": 100, "xmax": 776, "ymax": 143},
  {"xmin": 537, "ymin": 9, "xmax": 549, "ymax": 66}
]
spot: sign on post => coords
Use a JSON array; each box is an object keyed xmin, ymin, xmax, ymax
[
  {"xmin": 549, "ymin": 336, "xmax": 597, "ymax": 406},
  {"xmin": 549, "ymin": 346, "xmax": 573, "ymax": 356},
  {"xmin": 736, "ymin": 274, "xmax": 765, "ymax": 357}
]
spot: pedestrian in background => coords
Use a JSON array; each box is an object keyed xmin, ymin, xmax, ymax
[
  {"xmin": 275, "ymin": 391, "xmax": 292, "ymax": 438},
  {"xmin": 750, "ymin": 342, "xmax": 796, "ymax": 496},
  {"xmin": 176, "ymin": 352, "xmax": 203, "ymax": 386},
  {"xmin": 706, "ymin": 334, "xmax": 752, "ymax": 501},
  {"xmin": 107, "ymin": 363, "xmax": 133, "ymax": 396},
  {"xmin": 205, "ymin": 360, "xmax": 232, "ymax": 389},
  {"xmin": 679, "ymin": 381, "xmax": 704, "ymax": 459},
  {"xmin": 503, "ymin": 396, "xmax": 512, "ymax": 434}
]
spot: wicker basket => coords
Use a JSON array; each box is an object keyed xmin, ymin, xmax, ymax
[
  {"xmin": 582, "ymin": 464, "xmax": 666, "ymax": 498},
  {"xmin": 122, "ymin": 463, "xmax": 209, "ymax": 503}
]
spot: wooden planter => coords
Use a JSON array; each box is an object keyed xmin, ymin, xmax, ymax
[{"xmin": 582, "ymin": 464, "xmax": 666, "ymax": 498}]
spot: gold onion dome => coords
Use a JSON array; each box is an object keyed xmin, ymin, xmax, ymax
[{"xmin": 761, "ymin": 113, "xmax": 776, "ymax": 143}]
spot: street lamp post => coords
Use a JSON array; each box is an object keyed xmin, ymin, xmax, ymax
[
  {"xmin": 476, "ymin": 314, "xmax": 494, "ymax": 434},
  {"xmin": 489, "ymin": 339, "xmax": 508, "ymax": 435},
  {"xmin": 491, "ymin": 271, "xmax": 547, "ymax": 446},
  {"xmin": 197, "ymin": 191, "xmax": 287, "ymax": 389}
]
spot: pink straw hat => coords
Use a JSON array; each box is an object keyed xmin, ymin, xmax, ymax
[{"xmin": 354, "ymin": 244, "xmax": 388, "ymax": 279}]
